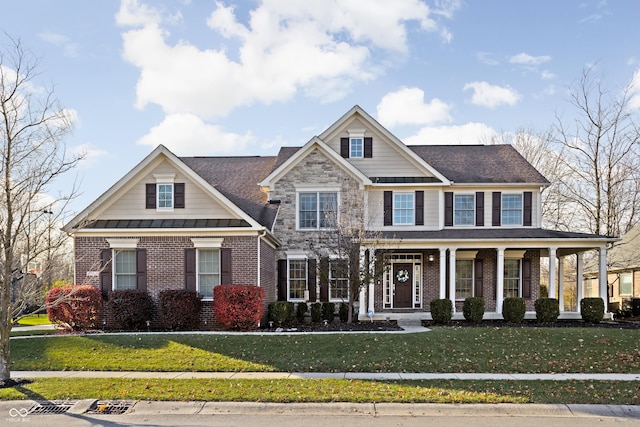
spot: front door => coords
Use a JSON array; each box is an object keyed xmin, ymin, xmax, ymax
[{"xmin": 393, "ymin": 263, "xmax": 413, "ymax": 308}]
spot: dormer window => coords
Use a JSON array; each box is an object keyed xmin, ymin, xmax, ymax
[
  {"xmin": 146, "ymin": 174, "xmax": 185, "ymax": 210},
  {"xmin": 340, "ymin": 132, "xmax": 372, "ymax": 159}
]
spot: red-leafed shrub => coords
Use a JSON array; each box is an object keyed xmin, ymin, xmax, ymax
[
  {"xmin": 46, "ymin": 285, "xmax": 103, "ymax": 331},
  {"xmin": 158, "ymin": 289, "xmax": 201, "ymax": 331},
  {"xmin": 214, "ymin": 285, "xmax": 264, "ymax": 331},
  {"xmin": 106, "ymin": 290, "xmax": 154, "ymax": 330}
]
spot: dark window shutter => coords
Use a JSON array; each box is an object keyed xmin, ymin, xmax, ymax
[
  {"xmin": 383, "ymin": 191, "xmax": 392, "ymax": 226},
  {"xmin": 340, "ymin": 137, "xmax": 349, "ymax": 158},
  {"xmin": 136, "ymin": 249, "xmax": 147, "ymax": 292},
  {"xmin": 444, "ymin": 192, "xmax": 453, "ymax": 227},
  {"xmin": 146, "ymin": 184, "xmax": 156, "ymax": 209},
  {"xmin": 220, "ymin": 248, "xmax": 232, "ymax": 284},
  {"xmin": 277, "ymin": 260, "xmax": 287, "ymax": 301},
  {"xmin": 364, "ymin": 137, "xmax": 373, "ymax": 158},
  {"xmin": 100, "ymin": 249, "xmax": 112, "ymax": 297},
  {"xmin": 474, "ymin": 259, "xmax": 484, "ymax": 298},
  {"xmin": 319, "ymin": 257, "xmax": 329, "ymax": 302},
  {"xmin": 184, "ymin": 248, "xmax": 196, "ymax": 292},
  {"xmin": 175, "ymin": 183, "xmax": 185, "ymax": 209},
  {"xmin": 308, "ymin": 259, "xmax": 317, "ymax": 302},
  {"xmin": 522, "ymin": 258, "xmax": 532, "ymax": 298},
  {"xmin": 523, "ymin": 191, "xmax": 532, "ymax": 226},
  {"xmin": 492, "ymin": 192, "xmax": 501, "ymax": 226},
  {"xmin": 415, "ymin": 191, "xmax": 424, "ymax": 226},
  {"xmin": 475, "ymin": 192, "xmax": 484, "ymax": 226}
]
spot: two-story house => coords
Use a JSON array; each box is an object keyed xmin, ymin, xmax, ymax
[{"xmin": 64, "ymin": 106, "xmax": 615, "ymax": 324}]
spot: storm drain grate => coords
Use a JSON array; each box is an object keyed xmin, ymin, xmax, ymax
[
  {"xmin": 87, "ymin": 400, "xmax": 136, "ymax": 415},
  {"xmin": 28, "ymin": 401, "xmax": 76, "ymax": 415}
]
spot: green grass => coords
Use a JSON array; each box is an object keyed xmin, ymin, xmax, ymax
[
  {"xmin": 1, "ymin": 378, "xmax": 638, "ymax": 404},
  {"xmin": 14, "ymin": 313, "xmax": 50, "ymax": 326},
  {"xmin": 10, "ymin": 326, "xmax": 640, "ymax": 373}
]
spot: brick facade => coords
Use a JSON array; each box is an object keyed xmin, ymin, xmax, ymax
[{"xmin": 74, "ymin": 233, "xmax": 276, "ymax": 329}]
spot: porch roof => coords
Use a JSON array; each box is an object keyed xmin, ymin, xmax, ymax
[{"xmin": 377, "ymin": 228, "xmax": 615, "ymax": 250}]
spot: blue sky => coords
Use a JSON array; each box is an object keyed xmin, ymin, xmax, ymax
[{"xmin": 1, "ymin": 0, "xmax": 639, "ymax": 216}]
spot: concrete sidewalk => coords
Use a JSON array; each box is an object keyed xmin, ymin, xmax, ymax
[{"xmin": 11, "ymin": 370, "xmax": 640, "ymax": 381}]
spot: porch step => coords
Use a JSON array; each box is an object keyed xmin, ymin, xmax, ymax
[{"xmin": 396, "ymin": 319, "xmax": 423, "ymax": 328}]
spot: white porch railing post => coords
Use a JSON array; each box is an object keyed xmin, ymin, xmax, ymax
[
  {"xmin": 598, "ymin": 246, "xmax": 608, "ymax": 311},
  {"xmin": 496, "ymin": 247, "xmax": 505, "ymax": 315},
  {"xmin": 439, "ymin": 248, "xmax": 447, "ymax": 300},
  {"xmin": 449, "ymin": 248, "xmax": 457, "ymax": 313},
  {"xmin": 558, "ymin": 256, "xmax": 565, "ymax": 312},
  {"xmin": 576, "ymin": 252, "xmax": 584, "ymax": 313},
  {"xmin": 548, "ymin": 247, "xmax": 557, "ymax": 299}
]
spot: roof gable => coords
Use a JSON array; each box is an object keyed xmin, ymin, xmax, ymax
[{"xmin": 64, "ymin": 145, "xmax": 268, "ymax": 232}]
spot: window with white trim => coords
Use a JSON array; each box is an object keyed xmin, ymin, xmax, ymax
[
  {"xmin": 454, "ymin": 195, "xmax": 474, "ymax": 225},
  {"xmin": 455, "ymin": 259, "xmax": 474, "ymax": 299},
  {"xmin": 504, "ymin": 259, "xmax": 521, "ymax": 298},
  {"xmin": 350, "ymin": 137, "xmax": 364, "ymax": 158},
  {"xmin": 157, "ymin": 183, "xmax": 173, "ymax": 208},
  {"xmin": 298, "ymin": 192, "xmax": 338, "ymax": 229},
  {"xmin": 114, "ymin": 250, "xmax": 137, "ymax": 290},
  {"xmin": 329, "ymin": 259, "xmax": 349, "ymax": 301},
  {"xmin": 288, "ymin": 259, "xmax": 307, "ymax": 300},
  {"xmin": 198, "ymin": 249, "xmax": 220, "ymax": 299},
  {"xmin": 502, "ymin": 194, "xmax": 523, "ymax": 225},
  {"xmin": 393, "ymin": 193, "xmax": 414, "ymax": 225}
]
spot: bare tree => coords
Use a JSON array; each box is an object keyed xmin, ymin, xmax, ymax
[
  {"xmin": 0, "ymin": 36, "xmax": 82, "ymax": 381},
  {"xmin": 553, "ymin": 66, "xmax": 640, "ymax": 237}
]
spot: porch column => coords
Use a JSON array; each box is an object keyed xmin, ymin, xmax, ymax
[
  {"xmin": 368, "ymin": 281, "xmax": 375, "ymax": 315},
  {"xmin": 496, "ymin": 247, "xmax": 505, "ymax": 314},
  {"xmin": 548, "ymin": 247, "xmax": 557, "ymax": 299},
  {"xmin": 359, "ymin": 287, "xmax": 367, "ymax": 316},
  {"xmin": 449, "ymin": 248, "xmax": 457, "ymax": 313},
  {"xmin": 439, "ymin": 248, "xmax": 447, "ymax": 299},
  {"xmin": 576, "ymin": 252, "xmax": 584, "ymax": 313},
  {"xmin": 558, "ymin": 256, "xmax": 565, "ymax": 312},
  {"xmin": 598, "ymin": 246, "xmax": 608, "ymax": 310}
]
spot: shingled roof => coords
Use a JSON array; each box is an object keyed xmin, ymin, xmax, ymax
[
  {"xmin": 180, "ymin": 156, "xmax": 279, "ymax": 229},
  {"xmin": 271, "ymin": 144, "xmax": 549, "ymax": 184},
  {"xmin": 408, "ymin": 145, "xmax": 549, "ymax": 184}
]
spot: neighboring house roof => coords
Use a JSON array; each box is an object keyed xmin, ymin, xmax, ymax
[
  {"xmin": 597, "ymin": 224, "xmax": 640, "ymax": 273},
  {"xmin": 180, "ymin": 156, "xmax": 279, "ymax": 229},
  {"xmin": 270, "ymin": 144, "xmax": 550, "ymax": 185}
]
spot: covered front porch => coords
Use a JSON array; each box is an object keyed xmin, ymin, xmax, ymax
[{"xmin": 358, "ymin": 229, "xmax": 616, "ymax": 322}]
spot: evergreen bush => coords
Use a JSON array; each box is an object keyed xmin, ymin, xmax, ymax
[
  {"xmin": 502, "ymin": 297, "xmax": 526, "ymax": 323},
  {"xmin": 429, "ymin": 299, "xmax": 453, "ymax": 324},
  {"xmin": 534, "ymin": 298, "xmax": 560, "ymax": 323},
  {"xmin": 462, "ymin": 297, "xmax": 485, "ymax": 323}
]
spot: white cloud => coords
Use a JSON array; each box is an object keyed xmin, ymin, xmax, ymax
[
  {"xmin": 509, "ymin": 53, "xmax": 552, "ymax": 66},
  {"xmin": 541, "ymin": 70, "xmax": 557, "ymax": 80},
  {"xmin": 136, "ymin": 113, "xmax": 253, "ymax": 155},
  {"xmin": 376, "ymin": 87, "xmax": 452, "ymax": 127},
  {"xmin": 463, "ymin": 81, "xmax": 521, "ymax": 108},
  {"xmin": 476, "ymin": 51, "xmax": 500, "ymax": 65},
  {"xmin": 404, "ymin": 122, "xmax": 497, "ymax": 145},
  {"xmin": 72, "ymin": 144, "xmax": 108, "ymax": 168},
  {"xmin": 116, "ymin": 0, "xmax": 456, "ymax": 118},
  {"xmin": 38, "ymin": 32, "xmax": 79, "ymax": 58},
  {"xmin": 628, "ymin": 68, "xmax": 640, "ymax": 111}
]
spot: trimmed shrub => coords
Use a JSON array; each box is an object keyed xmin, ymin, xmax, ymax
[
  {"xmin": 310, "ymin": 303, "xmax": 322, "ymax": 323},
  {"xmin": 214, "ymin": 285, "xmax": 264, "ymax": 331},
  {"xmin": 106, "ymin": 290, "xmax": 154, "ymax": 331},
  {"xmin": 46, "ymin": 285, "xmax": 102, "ymax": 331},
  {"xmin": 430, "ymin": 299, "xmax": 453, "ymax": 324},
  {"xmin": 463, "ymin": 297, "xmax": 485, "ymax": 323},
  {"xmin": 339, "ymin": 303, "xmax": 349, "ymax": 323},
  {"xmin": 535, "ymin": 298, "xmax": 560, "ymax": 323},
  {"xmin": 159, "ymin": 290, "xmax": 201, "ymax": 331},
  {"xmin": 296, "ymin": 302, "xmax": 308, "ymax": 323},
  {"xmin": 268, "ymin": 301, "xmax": 294, "ymax": 326},
  {"xmin": 322, "ymin": 302, "xmax": 335, "ymax": 322},
  {"xmin": 502, "ymin": 297, "xmax": 526, "ymax": 323},
  {"xmin": 581, "ymin": 297, "xmax": 605, "ymax": 323}
]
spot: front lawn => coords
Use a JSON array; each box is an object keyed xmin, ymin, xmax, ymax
[
  {"xmin": 1, "ymin": 378, "xmax": 638, "ymax": 405},
  {"xmin": 10, "ymin": 326, "xmax": 640, "ymax": 373},
  {"xmin": 14, "ymin": 313, "xmax": 50, "ymax": 326}
]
